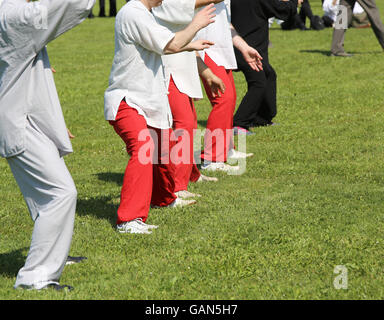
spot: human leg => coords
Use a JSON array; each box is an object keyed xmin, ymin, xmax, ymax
[{"xmin": 8, "ymin": 119, "xmax": 77, "ymax": 290}]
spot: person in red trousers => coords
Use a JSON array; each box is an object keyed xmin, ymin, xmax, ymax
[
  {"xmin": 104, "ymin": 0, "xmax": 216, "ymax": 234},
  {"xmin": 194, "ymin": 0, "xmax": 263, "ymax": 173},
  {"xmin": 153, "ymin": 0, "xmax": 226, "ymax": 200}
]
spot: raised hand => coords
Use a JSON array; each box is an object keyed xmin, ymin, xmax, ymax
[{"xmin": 192, "ymin": 3, "xmax": 216, "ymax": 29}]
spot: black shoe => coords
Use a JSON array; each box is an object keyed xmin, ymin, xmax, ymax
[
  {"xmin": 44, "ymin": 283, "xmax": 74, "ymax": 292},
  {"xmin": 66, "ymin": 256, "xmax": 87, "ymax": 266}
]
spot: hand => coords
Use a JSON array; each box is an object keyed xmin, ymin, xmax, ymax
[
  {"xmin": 205, "ymin": 72, "xmax": 226, "ymax": 98},
  {"xmin": 298, "ymin": 0, "xmax": 304, "ymax": 5},
  {"xmin": 192, "ymin": 3, "xmax": 216, "ymax": 29},
  {"xmin": 241, "ymin": 46, "xmax": 263, "ymax": 72},
  {"xmin": 67, "ymin": 128, "xmax": 75, "ymax": 139},
  {"xmin": 188, "ymin": 39, "xmax": 215, "ymax": 51},
  {"xmin": 51, "ymin": 67, "xmax": 56, "ymax": 73}
]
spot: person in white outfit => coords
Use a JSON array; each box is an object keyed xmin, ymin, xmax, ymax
[{"xmin": 0, "ymin": 0, "xmax": 95, "ymax": 291}]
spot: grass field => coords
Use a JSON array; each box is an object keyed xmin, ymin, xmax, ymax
[{"xmin": 1, "ymin": 0, "xmax": 384, "ymax": 300}]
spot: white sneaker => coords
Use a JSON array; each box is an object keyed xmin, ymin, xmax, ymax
[
  {"xmin": 227, "ymin": 149, "xmax": 254, "ymax": 160},
  {"xmin": 135, "ymin": 218, "xmax": 158, "ymax": 230},
  {"xmin": 151, "ymin": 197, "xmax": 196, "ymax": 208},
  {"xmin": 116, "ymin": 218, "xmax": 157, "ymax": 234},
  {"xmin": 175, "ymin": 190, "xmax": 201, "ymax": 199},
  {"xmin": 196, "ymin": 174, "xmax": 218, "ymax": 183},
  {"xmin": 169, "ymin": 197, "xmax": 196, "ymax": 207},
  {"xmin": 201, "ymin": 162, "xmax": 240, "ymax": 173}
]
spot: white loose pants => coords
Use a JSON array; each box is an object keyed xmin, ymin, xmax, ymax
[{"xmin": 7, "ymin": 119, "xmax": 77, "ymax": 289}]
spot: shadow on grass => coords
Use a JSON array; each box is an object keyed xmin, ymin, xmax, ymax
[
  {"xmin": 0, "ymin": 248, "xmax": 27, "ymax": 277},
  {"xmin": 96, "ymin": 172, "xmax": 123, "ymax": 185},
  {"xmin": 75, "ymin": 172, "xmax": 124, "ymax": 226},
  {"xmin": 197, "ymin": 120, "xmax": 207, "ymax": 128},
  {"xmin": 76, "ymin": 195, "xmax": 118, "ymax": 226},
  {"xmin": 299, "ymin": 49, "xmax": 375, "ymax": 56}
]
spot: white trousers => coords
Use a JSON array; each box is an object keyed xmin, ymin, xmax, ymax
[{"xmin": 7, "ymin": 119, "xmax": 77, "ymax": 289}]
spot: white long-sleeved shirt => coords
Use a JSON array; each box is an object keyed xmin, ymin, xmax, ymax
[
  {"xmin": 0, "ymin": 0, "xmax": 95, "ymax": 158},
  {"xmin": 104, "ymin": 0, "xmax": 175, "ymax": 129},
  {"xmin": 153, "ymin": 0, "xmax": 203, "ymax": 99}
]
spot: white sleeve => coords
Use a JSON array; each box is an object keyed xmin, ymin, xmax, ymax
[
  {"xmin": 14, "ymin": 0, "xmax": 95, "ymax": 52},
  {"xmin": 125, "ymin": 9, "xmax": 175, "ymax": 55},
  {"xmin": 152, "ymin": 0, "xmax": 195, "ymax": 25}
]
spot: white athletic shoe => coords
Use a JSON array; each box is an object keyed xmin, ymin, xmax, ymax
[
  {"xmin": 196, "ymin": 174, "xmax": 219, "ymax": 183},
  {"xmin": 175, "ymin": 190, "xmax": 201, "ymax": 199},
  {"xmin": 151, "ymin": 197, "xmax": 196, "ymax": 208},
  {"xmin": 169, "ymin": 197, "xmax": 196, "ymax": 207},
  {"xmin": 117, "ymin": 218, "xmax": 157, "ymax": 234},
  {"xmin": 200, "ymin": 162, "xmax": 240, "ymax": 173},
  {"xmin": 227, "ymin": 149, "xmax": 254, "ymax": 160}
]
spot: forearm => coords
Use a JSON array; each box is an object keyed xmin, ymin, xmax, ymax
[
  {"xmin": 231, "ymin": 24, "xmax": 249, "ymax": 53},
  {"xmin": 196, "ymin": 52, "xmax": 212, "ymax": 78},
  {"xmin": 195, "ymin": 0, "xmax": 223, "ymax": 9},
  {"xmin": 164, "ymin": 23, "xmax": 201, "ymax": 54}
]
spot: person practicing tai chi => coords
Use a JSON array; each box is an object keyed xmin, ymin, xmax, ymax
[
  {"xmin": 153, "ymin": 0, "xmax": 227, "ymax": 200},
  {"xmin": 104, "ymin": 0, "xmax": 216, "ymax": 234},
  {"xmin": 194, "ymin": 0, "xmax": 263, "ymax": 173},
  {"xmin": 0, "ymin": 0, "xmax": 95, "ymax": 291},
  {"xmin": 331, "ymin": 0, "xmax": 384, "ymax": 56},
  {"xmin": 230, "ymin": 0, "xmax": 300, "ymax": 132}
]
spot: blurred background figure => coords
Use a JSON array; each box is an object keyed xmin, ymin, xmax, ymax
[
  {"xmin": 280, "ymin": 0, "xmax": 325, "ymax": 31},
  {"xmin": 99, "ymin": 0, "xmax": 117, "ymax": 17},
  {"xmin": 331, "ymin": 0, "xmax": 384, "ymax": 57}
]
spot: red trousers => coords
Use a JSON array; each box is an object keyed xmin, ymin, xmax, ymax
[
  {"xmin": 168, "ymin": 77, "xmax": 201, "ymax": 192},
  {"xmin": 200, "ymin": 54, "xmax": 237, "ymax": 163},
  {"xmin": 109, "ymin": 100, "xmax": 177, "ymax": 225}
]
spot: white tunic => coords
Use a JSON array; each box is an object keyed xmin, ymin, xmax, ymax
[
  {"xmin": 104, "ymin": 0, "xmax": 175, "ymax": 129},
  {"xmin": 195, "ymin": 0, "xmax": 237, "ymax": 70},
  {"xmin": 153, "ymin": 0, "xmax": 203, "ymax": 99},
  {"xmin": 0, "ymin": 0, "xmax": 95, "ymax": 158}
]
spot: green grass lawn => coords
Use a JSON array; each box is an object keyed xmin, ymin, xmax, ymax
[{"xmin": 1, "ymin": 0, "xmax": 384, "ymax": 300}]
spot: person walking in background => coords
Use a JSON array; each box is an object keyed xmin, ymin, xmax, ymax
[
  {"xmin": 0, "ymin": 0, "xmax": 95, "ymax": 291},
  {"xmin": 331, "ymin": 0, "xmax": 384, "ymax": 56},
  {"xmin": 231, "ymin": 0, "xmax": 301, "ymax": 131},
  {"xmin": 99, "ymin": 0, "xmax": 117, "ymax": 17},
  {"xmin": 104, "ymin": 0, "xmax": 216, "ymax": 234}
]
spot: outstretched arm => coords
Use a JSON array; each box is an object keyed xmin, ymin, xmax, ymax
[{"xmin": 164, "ymin": 4, "xmax": 217, "ymax": 54}]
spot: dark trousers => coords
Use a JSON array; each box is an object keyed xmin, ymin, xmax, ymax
[
  {"xmin": 233, "ymin": 49, "xmax": 277, "ymax": 129},
  {"xmin": 281, "ymin": 0, "xmax": 313, "ymax": 30},
  {"xmin": 99, "ymin": 0, "xmax": 117, "ymax": 17}
]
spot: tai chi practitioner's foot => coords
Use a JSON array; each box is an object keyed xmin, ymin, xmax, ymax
[
  {"xmin": 151, "ymin": 197, "xmax": 196, "ymax": 209},
  {"xmin": 42, "ymin": 283, "xmax": 74, "ymax": 292},
  {"xmin": 196, "ymin": 174, "xmax": 218, "ymax": 183},
  {"xmin": 227, "ymin": 149, "xmax": 253, "ymax": 160},
  {"xmin": 169, "ymin": 197, "xmax": 196, "ymax": 207},
  {"xmin": 175, "ymin": 190, "xmax": 201, "ymax": 199},
  {"xmin": 17, "ymin": 283, "xmax": 74, "ymax": 292},
  {"xmin": 201, "ymin": 161, "xmax": 240, "ymax": 173},
  {"xmin": 233, "ymin": 126, "xmax": 255, "ymax": 136},
  {"xmin": 117, "ymin": 218, "xmax": 157, "ymax": 234},
  {"xmin": 66, "ymin": 256, "xmax": 87, "ymax": 266}
]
